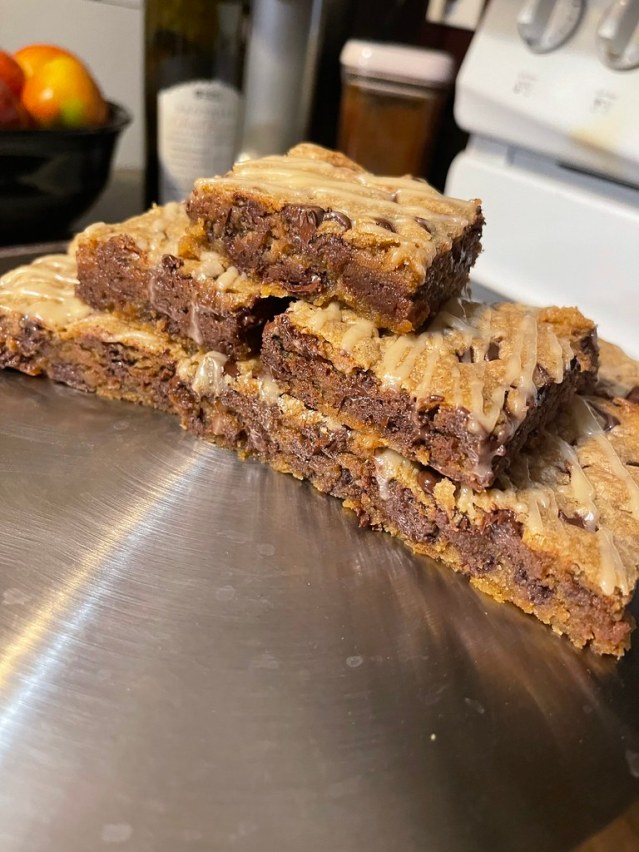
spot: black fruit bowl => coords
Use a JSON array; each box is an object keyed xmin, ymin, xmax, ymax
[{"xmin": 0, "ymin": 102, "xmax": 130, "ymax": 245}]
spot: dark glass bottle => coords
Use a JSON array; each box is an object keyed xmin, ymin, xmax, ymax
[{"xmin": 144, "ymin": 0, "xmax": 248, "ymax": 205}]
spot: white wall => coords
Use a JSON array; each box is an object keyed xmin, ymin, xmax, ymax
[{"xmin": 0, "ymin": 0, "xmax": 144, "ymax": 168}]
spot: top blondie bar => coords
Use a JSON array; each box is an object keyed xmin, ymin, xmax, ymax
[{"xmin": 186, "ymin": 143, "xmax": 484, "ymax": 334}]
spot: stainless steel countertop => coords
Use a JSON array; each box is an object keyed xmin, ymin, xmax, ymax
[{"xmin": 0, "ymin": 274, "xmax": 638, "ymax": 850}]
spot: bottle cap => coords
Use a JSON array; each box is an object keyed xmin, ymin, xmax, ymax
[{"xmin": 340, "ymin": 40, "xmax": 455, "ymax": 89}]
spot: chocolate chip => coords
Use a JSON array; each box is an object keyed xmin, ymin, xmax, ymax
[
  {"xmin": 389, "ymin": 191, "xmax": 399, "ymax": 203},
  {"xmin": 457, "ymin": 347, "xmax": 473, "ymax": 364},
  {"xmin": 626, "ymin": 386, "xmax": 639, "ymax": 404},
  {"xmin": 286, "ymin": 204, "xmax": 325, "ymax": 242},
  {"xmin": 324, "ymin": 209, "xmax": 351, "ymax": 230},
  {"xmin": 285, "ymin": 272, "xmax": 325, "ymax": 296},
  {"xmin": 415, "ymin": 217, "xmax": 433, "ymax": 234},
  {"xmin": 558, "ymin": 509, "xmax": 588, "ymax": 530},
  {"xmin": 474, "ymin": 555, "xmax": 498, "ymax": 577},
  {"xmin": 414, "ymin": 397, "xmax": 441, "ymax": 426},
  {"xmin": 589, "ymin": 402, "xmax": 620, "ymax": 432},
  {"xmin": 374, "ymin": 217, "xmax": 396, "ymax": 233},
  {"xmin": 162, "ymin": 254, "xmax": 184, "ymax": 272},
  {"xmin": 483, "ymin": 508, "xmax": 523, "ymax": 538},
  {"xmin": 485, "ymin": 341, "xmax": 500, "ymax": 362},
  {"xmin": 627, "ymin": 461, "xmax": 639, "ymax": 468},
  {"xmin": 223, "ymin": 360, "xmax": 239, "ymax": 377},
  {"xmin": 417, "ymin": 468, "xmax": 442, "ymax": 495}
]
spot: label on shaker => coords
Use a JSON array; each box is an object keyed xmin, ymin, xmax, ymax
[{"xmin": 158, "ymin": 80, "xmax": 241, "ymax": 203}]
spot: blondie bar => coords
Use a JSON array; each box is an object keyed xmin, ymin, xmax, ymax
[
  {"xmin": 74, "ymin": 203, "xmax": 288, "ymax": 359},
  {"xmin": 186, "ymin": 143, "xmax": 483, "ymax": 334},
  {"xmin": 261, "ymin": 298, "xmax": 598, "ymax": 489}
]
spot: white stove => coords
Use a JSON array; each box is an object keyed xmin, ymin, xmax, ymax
[{"xmin": 446, "ymin": 0, "xmax": 639, "ymax": 356}]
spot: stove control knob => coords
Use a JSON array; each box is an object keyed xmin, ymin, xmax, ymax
[
  {"xmin": 517, "ymin": 0, "xmax": 585, "ymax": 53},
  {"xmin": 597, "ymin": 0, "xmax": 639, "ymax": 70}
]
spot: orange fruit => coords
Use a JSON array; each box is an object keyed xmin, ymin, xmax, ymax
[
  {"xmin": 21, "ymin": 55, "xmax": 108, "ymax": 128},
  {"xmin": 0, "ymin": 50, "xmax": 25, "ymax": 97},
  {"xmin": 13, "ymin": 44, "xmax": 75, "ymax": 79}
]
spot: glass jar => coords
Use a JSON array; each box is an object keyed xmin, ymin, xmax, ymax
[{"xmin": 338, "ymin": 40, "xmax": 454, "ymax": 177}]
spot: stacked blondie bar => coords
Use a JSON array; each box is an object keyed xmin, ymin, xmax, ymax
[{"xmin": 1, "ymin": 143, "xmax": 638, "ymax": 656}]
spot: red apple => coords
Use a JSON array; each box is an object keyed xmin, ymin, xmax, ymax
[
  {"xmin": 0, "ymin": 78, "xmax": 31, "ymax": 128},
  {"xmin": 0, "ymin": 50, "xmax": 25, "ymax": 97}
]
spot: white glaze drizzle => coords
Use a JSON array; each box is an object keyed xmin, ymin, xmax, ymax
[
  {"xmin": 556, "ymin": 437, "xmax": 598, "ymax": 531},
  {"xmin": 297, "ymin": 299, "xmax": 576, "ymax": 448},
  {"xmin": 0, "ymin": 254, "xmax": 92, "ymax": 327},
  {"xmin": 257, "ymin": 373, "xmax": 281, "ymax": 403},
  {"xmin": 80, "ymin": 202, "xmax": 186, "ymax": 261},
  {"xmin": 509, "ymin": 456, "xmax": 559, "ymax": 536},
  {"xmin": 381, "ymin": 335, "xmax": 428, "ymax": 387},
  {"xmin": 214, "ymin": 265, "xmax": 242, "ymax": 292},
  {"xmin": 99, "ymin": 325, "xmax": 167, "ymax": 349},
  {"xmin": 192, "ymin": 250, "xmax": 225, "ymax": 282},
  {"xmin": 374, "ymin": 449, "xmax": 416, "ymax": 501},
  {"xmin": 188, "ymin": 302, "xmax": 204, "ymax": 346},
  {"xmin": 191, "ymin": 351, "xmax": 227, "ymax": 397},
  {"xmin": 340, "ymin": 317, "xmax": 377, "ymax": 351},
  {"xmin": 194, "ymin": 149, "xmax": 479, "ymax": 272},
  {"xmin": 541, "ymin": 396, "xmax": 639, "ymax": 595},
  {"xmin": 573, "ymin": 398, "xmax": 639, "ymax": 519},
  {"xmin": 306, "ymin": 301, "xmax": 341, "ymax": 333}
]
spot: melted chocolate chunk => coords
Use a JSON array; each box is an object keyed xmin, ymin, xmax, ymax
[
  {"xmin": 374, "ymin": 217, "xmax": 396, "ymax": 233},
  {"xmin": 589, "ymin": 402, "xmax": 620, "ymax": 432},
  {"xmin": 285, "ymin": 272, "xmax": 325, "ymax": 295},
  {"xmin": 626, "ymin": 386, "xmax": 639, "ymax": 405},
  {"xmin": 474, "ymin": 555, "xmax": 498, "ymax": 577},
  {"xmin": 558, "ymin": 509, "xmax": 588, "ymax": 530},
  {"xmin": 286, "ymin": 204, "xmax": 325, "ymax": 242},
  {"xmin": 483, "ymin": 508, "xmax": 524, "ymax": 538},
  {"xmin": 324, "ymin": 209, "xmax": 352, "ymax": 230},
  {"xmin": 223, "ymin": 360, "xmax": 239, "ymax": 377},
  {"xmin": 417, "ymin": 468, "xmax": 442, "ymax": 495},
  {"xmin": 485, "ymin": 341, "xmax": 500, "ymax": 362},
  {"xmin": 413, "ymin": 397, "xmax": 441, "ymax": 425},
  {"xmin": 415, "ymin": 217, "xmax": 433, "ymax": 235}
]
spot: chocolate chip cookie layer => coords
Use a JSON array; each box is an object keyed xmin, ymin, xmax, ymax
[
  {"xmin": 186, "ymin": 143, "xmax": 483, "ymax": 334},
  {"xmin": 261, "ymin": 298, "xmax": 598, "ymax": 490},
  {"xmin": 74, "ymin": 203, "xmax": 288, "ymax": 359}
]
